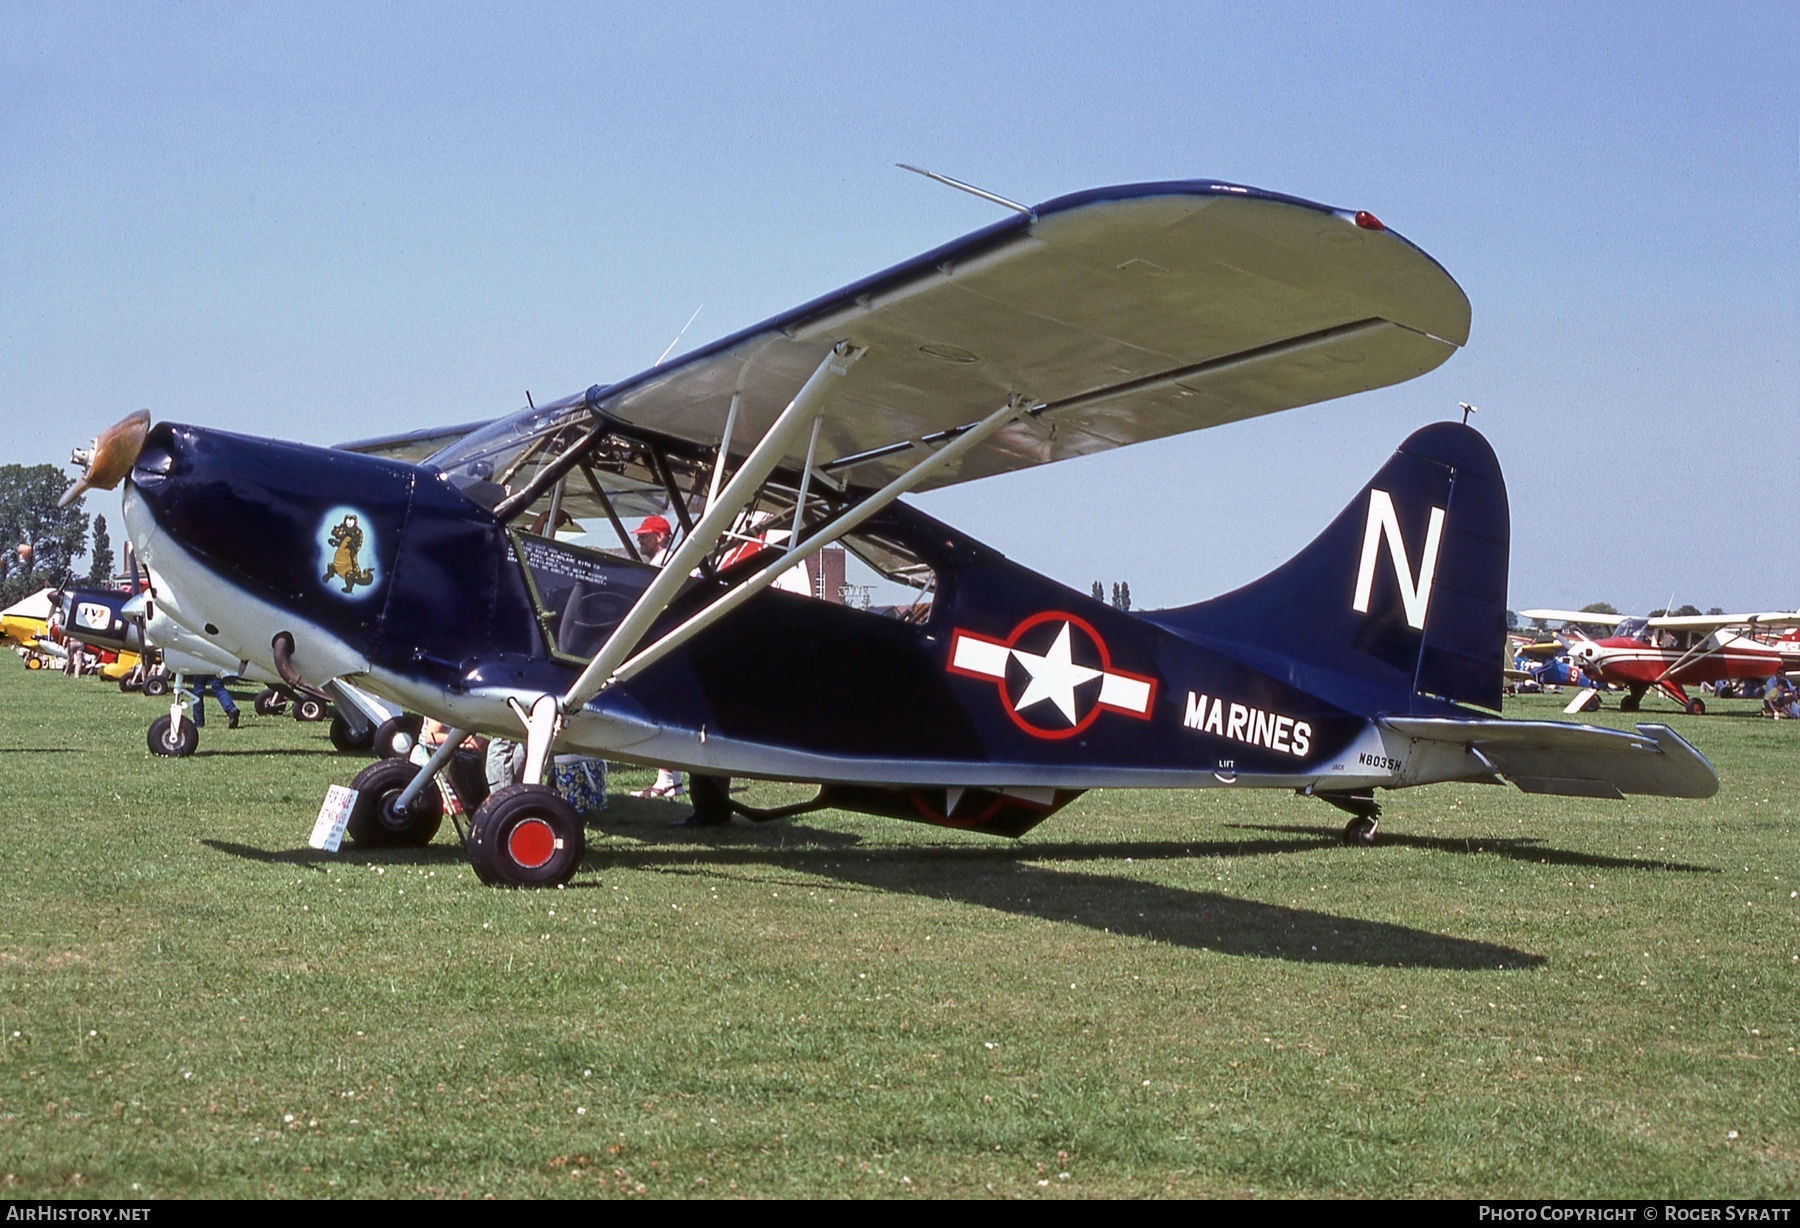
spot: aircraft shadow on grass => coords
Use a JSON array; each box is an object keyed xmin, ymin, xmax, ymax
[
  {"xmin": 192, "ymin": 748, "xmax": 343, "ymax": 758},
  {"xmin": 1229, "ymin": 823, "xmax": 1718, "ymax": 874},
  {"xmin": 591, "ymin": 815, "xmax": 1545, "ymax": 971},
  {"xmin": 204, "ymin": 818, "xmax": 1539, "ymax": 969},
  {"xmin": 203, "ymin": 838, "xmax": 472, "ymax": 872}
]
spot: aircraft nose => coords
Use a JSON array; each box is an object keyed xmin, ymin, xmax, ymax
[{"xmin": 125, "ymin": 421, "xmax": 415, "ymax": 616}]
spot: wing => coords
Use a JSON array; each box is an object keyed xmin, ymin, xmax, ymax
[
  {"xmin": 587, "ymin": 181, "xmax": 1471, "ymax": 491},
  {"xmin": 336, "ymin": 420, "xmax": 497, "ymax": 463},
  {"xmin": 1644, "ymin": 611, "xmax": 1800, "ymax": 632},
  {"xmin": 1517, "ymin": 609, "xmax": 1625, "ymax": 627}
]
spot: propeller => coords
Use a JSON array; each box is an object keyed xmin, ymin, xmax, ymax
[{"xmin": 60, "ymin": 410, "xmax": 151, "ymax": 508}]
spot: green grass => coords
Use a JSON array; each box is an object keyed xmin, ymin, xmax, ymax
[{"xmin": 0, "ymin": 669, "xmax": 1795, "ymax": 1197}]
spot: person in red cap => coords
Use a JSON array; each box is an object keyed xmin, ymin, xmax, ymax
[{"xmin": 632, "ymin": 514, "xmax": 672, "ymax": 566}]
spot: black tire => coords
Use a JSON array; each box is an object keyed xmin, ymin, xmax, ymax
[
  {"xmin": 1343, "ymin": 815, "xmax": 1378, "ymax": 846},
  {"xmin": 253, "ymin": 688, "xmax": 287, "ymax": 716},
  {"xmin": 143, "ymin": 675, "xmax": 169, "ymax": 697},
  {"xmin": 118, "ymin": 676, "xmax": 136, "ymax": 693},
  {"xmin": 329, "ymin": 712, "xmax": 374, "ymax": 753},
  {"xmin": 25, "ymin": 656, "xmax": 42, "ymax": 671},
  {"xmin": 467, "ymin": 784, "xmax": 585, "ymax": 887},
  {"xmin": 374, "ymin": 715, "xmax": 424, "ymax": 760},
  {"xmin": 1620, "ymin": 693, "xmax": 1640, "ymax": 713},
  {"xmin": 343, "ymin": 758, "xmax": 444, "ymax": 848},
  {"xmin": 293, "ymin": 696, "xmax": 327, "ymax": 723},
  {"xmin": 1686, "ymin": 698, "xmax": 1706, "ymax": 716},
  {"xmin": 147, "ymin": 714, "xmax": 198, "ymax": 758}
]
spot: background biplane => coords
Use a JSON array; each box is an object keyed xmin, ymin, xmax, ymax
[
  {"xmin": 73, "ymin": 180, "xmax": 1717, "ymax": 886},
  {"xmin": 1518, "ymin": 608, "xmax": 1800, "ymax": 714}
]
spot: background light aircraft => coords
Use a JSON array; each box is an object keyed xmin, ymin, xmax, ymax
[
  {"xmin": 78, "ymin": 180, "xmax": 1719, "ymax": 887},
  {"xmin": 1, "ymin": 587, "xmax": 63, "ymax": 668},
  {"xmin": 1518, "ymin": 609, "xmax": 1800, "ymax": 714}
]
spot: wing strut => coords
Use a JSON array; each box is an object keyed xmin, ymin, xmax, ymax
[
  {"xmin": 557, "ymin": 342, "xmax": 865, "ymax": 714},
  {"xmin": 596, "ymin": 392, "xmax": 1035, "ymax": 697},
  {"xmin": 704, "ymin": 392, "xmax": 741, "ymax": 518}
]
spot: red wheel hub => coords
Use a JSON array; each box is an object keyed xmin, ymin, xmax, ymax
[{"xmin": 507, "ymin": 817, "xmax": 558, "ymax": 869}]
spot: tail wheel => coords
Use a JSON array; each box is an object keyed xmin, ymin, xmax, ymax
[
  {"xmin": 293, "ymin": 696, "xmax": 326, "ymax": 722},
  {"xmin": 147, "ymin": 714, "xmax": 198, "ymax": 758},
  {"xmin": 1343, "ymin": 814, "xmax": 1378, "ymax": 845},
  {"xmin": 374, "ymin": 714, "xmax": 424, "ymax": 760},
  {"xmin": 253, "ymin": 688, "xmax": 287, "ymax": 716},
  {"xmin": 343, "ymin": 758, "xmax": 443, "ymax": 847},
  {"xmin": 467, "ymin": 785, "xmax": 585, "ymax": 888}
]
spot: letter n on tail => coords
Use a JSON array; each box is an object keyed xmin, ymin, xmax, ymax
[{"xmin": 1351, "ymin": 489, "xmax": 1445, "ymax": 630}]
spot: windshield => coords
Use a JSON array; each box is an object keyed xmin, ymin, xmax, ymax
[{"xmin": 424, "ymin": 391, "xmax": 595, "ymax": 508}]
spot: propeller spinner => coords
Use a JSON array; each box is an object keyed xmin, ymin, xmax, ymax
[{"xmin": 60, "ymin": 410, "xmax": 151, "ymax": 508}]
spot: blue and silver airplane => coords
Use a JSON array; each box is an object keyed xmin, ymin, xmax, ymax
[{"xmin": 72, "ymin": 180, "xmax": 1717, "ymax": 887}]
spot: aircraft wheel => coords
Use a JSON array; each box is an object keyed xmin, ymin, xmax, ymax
[
  {"xmin": 1686, "ymin": 698, "xmax": 1706, "ymax": 715},
  {"xmin": 253, "ymin": 688, "xmax": 286, "ymax": 716},
  {"xmin": 1620, "ymin": 694, "xmax": 1639, "ymax": 713},
  {"xmin": 1342, "ymin": 815, "xmax": 1378, "ymax": 846},
  {"xmin": 293, "ymin": 696, "xmax": 326, "ymax": 722},
  {"xmin": 467, "ymin": 785, "xmax": 585, "ymax": 888},
  {"xmin": 344, "ymin": 758, "xmax": 443, "ymax": 848},
  {"xmin": 144, "ymin": 675, "xmax": 171, "ymax": 697},
  {"xmin": 329, "ymin": 713, "xmax": 374, "ymax": 754},
  {"xmin": 118, "ymin": 677, "xmax": 136, "ymax": 693},
  {"xmin": 147, "ymin": 714, "xmax": 198, "ymax": 758},
  {"xmin": 374, "ymin": 715, "xmax": 424, "ymax": 760},
  {"xmin": 25, "ymin": 656, "xmax": 42, "ymax": 670}
]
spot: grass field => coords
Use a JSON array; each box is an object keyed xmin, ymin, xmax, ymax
[{"xmin": 0, "ymin": 668, "xmax": 1794, "ymax": 1198}]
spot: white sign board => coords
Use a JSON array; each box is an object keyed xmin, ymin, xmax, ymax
[{"xmin": 308, "ymin": 785, "xmax": 358, "ymax": 852}]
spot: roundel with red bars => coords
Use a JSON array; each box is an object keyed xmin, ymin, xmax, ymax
[{"xmin": 946, "ymin": 611, "xmax": 1158, "ymax": 740}]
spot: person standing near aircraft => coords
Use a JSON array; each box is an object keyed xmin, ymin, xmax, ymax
[
  {"xmin": 191, "ymin": 674, "xmax": 239, "ymax": 729},
  {"xmin": 629, "ymin": 514, "xmax": 687, "ymax": 800}
]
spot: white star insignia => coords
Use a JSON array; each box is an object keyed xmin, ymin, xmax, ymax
[{"xmin": 1008, "ymin": 622, "xmax": 1101, "ymax": 725}]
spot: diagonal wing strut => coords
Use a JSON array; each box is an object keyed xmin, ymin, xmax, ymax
[{"xmin": 557, "ymin": 342, "xmax": 865, "ymax": 714}]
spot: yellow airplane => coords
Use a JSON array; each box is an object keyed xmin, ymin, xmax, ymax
[{"xmin": 1, "ymin": 587, "xmax": 63, "ymax": 668}]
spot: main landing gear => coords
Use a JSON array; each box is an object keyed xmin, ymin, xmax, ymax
[
  {"xmin": 147, "ymin": 673, "xmax": 201, "ymax": 757},
  {"xmin": 147, "ymin": 712, "xmax": 198, "ymax": 757},
  {"xmin": 337, "ymin": 715, "xmax": 587, "ymax": 888},
  {"xmin": 251, "ymin": 684, "xmax": 328, "ymax": 722},
  {"xmin": 466, "ymin": 785, "xmax": 585, "ymax": 887}
]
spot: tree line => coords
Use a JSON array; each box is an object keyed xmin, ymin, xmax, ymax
[{"xmin": 0, "ymin": 463, "xmax": 113, "ymax": 607}]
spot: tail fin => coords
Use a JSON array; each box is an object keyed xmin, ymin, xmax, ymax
[{"xmin": 1147, "ymin": 421, "xmax": 1509, "ymax": 713}]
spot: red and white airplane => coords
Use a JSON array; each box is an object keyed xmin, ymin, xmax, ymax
[{"xmin": 1519, "ymin": 609, "xmax": 1800, "ymax": 714}]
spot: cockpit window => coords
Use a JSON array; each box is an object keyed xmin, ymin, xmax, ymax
[
  {"xmin": 445, "ymin": 403, "xmax": 940, "ymax": 636},
  {"xmin": 424, "ymin": 393, "xmax": 594, "ymax": 509}
]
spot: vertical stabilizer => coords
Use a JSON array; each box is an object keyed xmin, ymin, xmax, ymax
[{"xmin": 1146, "ymin": 422, "xmax": 1509, "ymax": 713}]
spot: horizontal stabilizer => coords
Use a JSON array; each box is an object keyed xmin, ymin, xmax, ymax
[{"xmin": 1382, "ymin": 717, "xmax": 1718, "ymax": 800}]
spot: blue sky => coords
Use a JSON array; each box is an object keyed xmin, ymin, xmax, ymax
[{"xmin": 3, "ymin": 3, "xmax": 1795, "ymax": 611}]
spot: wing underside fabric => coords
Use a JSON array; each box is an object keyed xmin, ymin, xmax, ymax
[{"xmin": 586, "ymin": 182, "xmax": 1473, "ymax": 491}]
